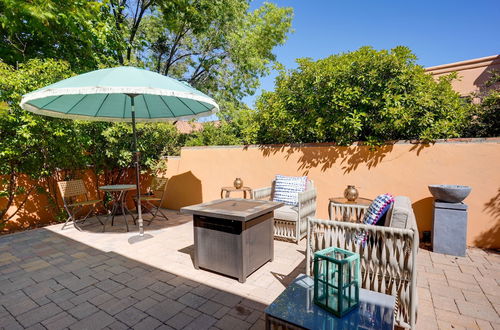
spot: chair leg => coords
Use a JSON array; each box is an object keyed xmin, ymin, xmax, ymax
[
  {"xmin": 144, "ymin": 201, "xmax": 168, "ymax": 225},
  {"xmin": 61, "ymin": 216, "xmax": 72, "ymax": 230},
  {"xmin": 157, "ymin": 208, "xmax": 169, "ymax": 220},
  {"xmin": 65, "ymin": 206, "xmax": 84, "ymax": 231}
]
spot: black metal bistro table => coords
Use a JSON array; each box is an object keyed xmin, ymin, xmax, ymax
[
  {"xmin": 99, "ymin": 184, "xmax": 137, "ymax": 232},
  {"xmin": 181, "ymin": 198, "xmax": 283, "ymax": 283}
]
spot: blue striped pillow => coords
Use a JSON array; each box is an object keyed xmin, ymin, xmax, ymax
[
  {"xmin": 273, "ymin": 175, "xmax": 307, "ymax": 206},
  {"xmin": 354, "ymin": 193, "xmax": 394, "ymax": 244}
]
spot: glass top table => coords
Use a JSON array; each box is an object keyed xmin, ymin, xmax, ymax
[{"xmin": 265, "ymin": 274, "xmax": 395, "ymax": 329}]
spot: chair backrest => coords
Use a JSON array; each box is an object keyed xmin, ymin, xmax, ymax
[
  {"xmin": 57, "ymin": 180, "xmax": 88, "ymax": 198},
  {"xmin": 150, "ymin": 177, "xmax": 168, "ymax": 196},
  {"xmin": 306, "ymin": 217, "xmax": 418, "ymax": 329},
  {"xmin": 270, "ymin": 179, "xmax": 314, "ymax": 199}
]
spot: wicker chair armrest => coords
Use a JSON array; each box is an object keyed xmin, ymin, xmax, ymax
[
  {"xmin": 253, "ymin": 186, "xmax": 272, "ymax": 200},
  {"xmin": 298, "ymin": 188, "xmax": 316, "ymax": 219},
  {"xmin": 298, "ymin": 188, "xmax": 316, "ymax": 204}
]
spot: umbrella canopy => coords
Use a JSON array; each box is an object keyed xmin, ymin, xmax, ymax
[
  {"xmin": 20, "ymin": 66, "xmax": 218, "ymax": 122},
  {"xmin": 20, "ymin": 66, "xmax": 219, "ymax": 238}
]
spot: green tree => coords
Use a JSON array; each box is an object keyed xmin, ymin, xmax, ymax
[
  {"xmin": 254, "ymin": 46, "xmax": 470, "ymax": 145},
  {"xmin": 463, "ymin": 70, "xmax": 500, "ymax": 137},
  {"xmin": 184, "ymin": 121, "xmax": 242, "ymax": 146},
  {"xmin": 123, "ymin": 0, "xmax": 293, "ymax": 107},
  {"xmin": 0, "ymin": 59, "xmax": 182, "ymax": 227},
  {"xmin": 0, "ymin": 59, "xmax": 84, "ymax": 225},
  {"xmin": 0, "ymin": 0, "xmax": 123, "ymax": 71},
  {"xmin": 96, "ymin": 121, "xmax": 181, "ymax": 181}
]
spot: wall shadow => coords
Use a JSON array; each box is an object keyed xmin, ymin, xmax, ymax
[
  {"xmin": 257, "ymin": 143, "xmax": 395, "ymax": 175},
  {"xmin": 3, "ymin": 175, "xmax": 53, "ymax": 232},
  {"xmin": 412, "ymin": 197, "xmax": 434, "ymax": 236},
  {"xmin": 475, "ymin": 188, "xmax": 500, "ymax": 249},
  {"xmin": 474, "ymin": 55, "xmax": 500, "ymax": 96},
  {"xmin": 163, "ymin": 171, "xmax": 202, "ymax": 210}
]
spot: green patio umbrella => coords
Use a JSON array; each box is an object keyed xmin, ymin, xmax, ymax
[{"xmin": 20, "ymin": 66, "xmax": 219, "ymax": 237}]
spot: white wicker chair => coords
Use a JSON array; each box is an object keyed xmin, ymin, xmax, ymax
[
  {"xmin": 253, "ymin": 179, "xmax": 316, "ymax": 243},
  {"xmin": 306, "ymin": 197, "xmax": 419, "ymax": 329}
]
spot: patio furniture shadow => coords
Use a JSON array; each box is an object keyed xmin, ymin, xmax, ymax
[
  {"xmin": 61, "ymin": 210, "xmax": 190, "ymax": 234},
  {"xmin": 0, "ymin": 227, "xmax": 268, "ymax": 329},
  {"xmin": 178, "ymin": 244, "xmax": 195, "ymax": 264},
  {"xmin": 270, "ymin": 249, "xmax": 306, "ymax": 287}
]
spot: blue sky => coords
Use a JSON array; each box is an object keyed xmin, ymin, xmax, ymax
[
  {"xmin": 200, "ymin": 0, "xmax": 499, "ymax": 120},
  {"xmin": 244, "ymin": 0, "xmax": 500, "ymax": 106}
]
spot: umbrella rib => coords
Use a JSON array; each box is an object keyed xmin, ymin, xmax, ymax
[
  {"xmin": 122, "ymin": 94, "xmax": 127, "ymax": 119},
  {"xmin": 93, "ymin": 94, "xmax": 109, "ymax": 117},
  {"xmin": 158, "ymin": 96, "xmax": 175, "ymax": 118},
  {"xmin": 142, "ymin": 95, "xmax": 152, "ymax": 119},
  {"xmin": 196, "ymin": 100, "xmax": 212, "ymax": 111},
  {"xmin": 37, "ymin": 95, "xmax": 63, "ymax": 109},
  {"xmin": 177, "ymin": 97, "xmax": 196, "ymax": 116},
  {"xmin": 63, "ymin": 94, "xmax": 87, "ymax": 114}
]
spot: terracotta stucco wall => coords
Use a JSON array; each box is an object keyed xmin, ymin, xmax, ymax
[
  {"xmin": 426, "ymin": 55, "xmax": 500, "ymax": 96},
  {"xmin": 161, "ymin": 139, "xmax": 500, "ymax": 249},
  {"xmin": 1, "ymin": 168, "xmax": 145, "ymax": 232}
]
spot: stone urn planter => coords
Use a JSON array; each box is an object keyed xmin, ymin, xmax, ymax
[
  {"xmin": 429, "ymin": 184, "xmax": 471, "ymax": 257},
  {"xmin": 428, "ymin": 185, "xmax": 471, "ymax": 203}
]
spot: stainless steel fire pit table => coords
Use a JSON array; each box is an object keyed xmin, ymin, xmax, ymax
[{"xmin": 181, "ymin": 198, "xmax": 283, "ymax": 283}]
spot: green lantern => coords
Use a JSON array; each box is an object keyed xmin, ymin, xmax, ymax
[{"xmin": 313, "ymin": 247, "xmax": 360, "ymax": 317}]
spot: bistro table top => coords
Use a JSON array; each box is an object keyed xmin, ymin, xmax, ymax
[
  {"xmin": 180, "ymin": 198, "xmax": 283, "ymax": 222},
  {"xmin": 265, "ymin": 274, "xmax": 395, "ymax": 330},
  {"xmin": 329, "ymin": 197, "xmax": 373, "ymax": 206},
  {"xmin": 99, "ymin": 184, "xmax": 137, "ymax": 192}
]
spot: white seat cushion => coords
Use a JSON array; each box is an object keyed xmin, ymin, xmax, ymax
[{"xmin": 274, "ymin": 205, "xmax": 299, "ymax": 222}]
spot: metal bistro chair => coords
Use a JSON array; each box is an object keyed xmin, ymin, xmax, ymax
[
  {"xmin": 57, "ymin": 179, "xmax": 104, "ymax": 231},
  {"xmin": 134, "ymin": 177, "xmax": 169, "ymax": 225}
]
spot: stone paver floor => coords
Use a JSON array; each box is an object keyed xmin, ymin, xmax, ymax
[{"xmin": 0, "ymin": 209, "xmax": 498, "ymax": 329}]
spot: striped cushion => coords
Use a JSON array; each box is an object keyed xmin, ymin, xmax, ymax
[
  {"xmin": 272, "ymin": 175, "xmax": 307, "ymax": 206},
  {"xmin": 355, "ymin": 193, "xmax": 394, "ymax": 244}
]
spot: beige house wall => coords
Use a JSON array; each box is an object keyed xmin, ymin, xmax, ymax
[
  {"xmin": 426, "ymin": 55, "xmax": 500, "ymax": 97},
  {"xmin": 161, "ymin": 138, "xmax": 500, "ymax": 249}
]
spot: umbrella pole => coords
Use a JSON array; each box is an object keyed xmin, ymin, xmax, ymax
[{"xmin": 130, "ymin": 96, "xmax": 144, "ymax": 236}]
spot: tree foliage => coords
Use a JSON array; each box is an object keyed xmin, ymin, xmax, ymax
[
  {"xmin": 0, "ymin": 0, "xmax": 123, "ymax": 71},
  {"xmin": 0, "ymin": 59, "xmax": 181, "ymax": 226},
  {"xmin": 252, "ymin": 46, "xmax": 470, "ymax": 145},
  {"xmin": 463, "ymin": 70, "xmax": 500, "ymax": 137},
  {"xmin": 107, "ymin": 0, "xmax": 293, "ymax": 107},
  {"xmin": 0, "ymin": 0, "xmax": 292, "ymax": 228}
]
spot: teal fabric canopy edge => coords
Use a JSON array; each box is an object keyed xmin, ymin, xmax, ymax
[{"xmin": 19, "ymin": 66, "xmax": 219, "ymax": 122}]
